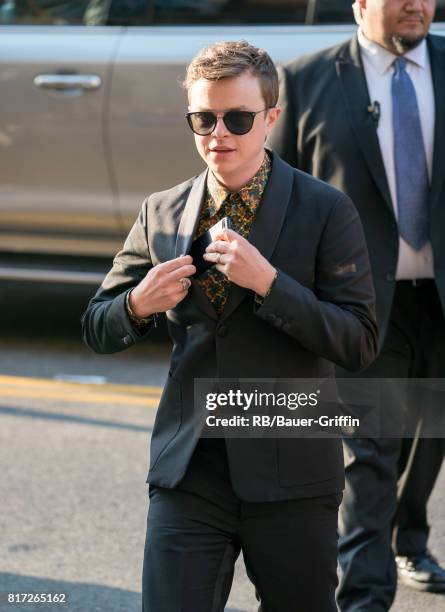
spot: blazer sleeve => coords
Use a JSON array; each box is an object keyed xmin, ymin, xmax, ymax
[
  {"xmin": 81, "ymin": 197, "xmax": 156, "ymax": 354},
  {"xmin": 266, "ymin": 65, "xmax": 299, "ymax": 167},
  {"xmin": 255, "ymin": 193, "xmax": 379, "ymax": 372}
]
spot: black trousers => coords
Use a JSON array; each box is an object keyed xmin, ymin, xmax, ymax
[
  {"xmin": 142, "ymin": 439, "xmax": 341, "ymax": 612},
  {"xmin": 337, "ymin": 280, "xmax": 445, "ymax": 612}
]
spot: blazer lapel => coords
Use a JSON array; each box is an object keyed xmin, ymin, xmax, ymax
[
  {"xmin": 175, "ymin": 169, "xmax": 207, "ymax": 258},
  {"xmin": 336, "ymin": 36, "xmax": 394, "ymax": 216},
  {"xmin": 220, "ymin": 152, "xmax": 293, "ymax": 321},
  {"xmin": 175, "ymin": 169, "xmax": 218, "ymax": 321},
  {"xmin": 428, "ymin": 35, "xmax": 445, "ymax": 212}
]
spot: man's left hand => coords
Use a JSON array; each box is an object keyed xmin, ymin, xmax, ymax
[{"xmin": 203, "ymin": 228, "xmax": 276, "ymax": 297}]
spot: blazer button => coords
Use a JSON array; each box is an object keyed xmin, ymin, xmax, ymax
[
  {"xmin": 267, "ymin": 313, "xmax": 276, "ymax": 322},
  {"xmin": 216, "ymin": 325, "xmax": 228, "ymax": 337},
  {"xmin": 122, "ymin": 334, "xmax": 133, "ymax": 346},
  {"xmin": 386, "ymin": 273, "xmax": 395, "ymax": 282},
  {"xmin": 275, "ymin": 317, "xmax": 283, "ymax": 327}
]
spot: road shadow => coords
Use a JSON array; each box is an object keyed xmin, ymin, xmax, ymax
[
  {"xmin": 0, "ymin": 405, "xmax": 152, "ymax": 433},
  {"xmin": 1, "ymin": 281, "xmax": 168, "ymax": 342},
  {"xmin": 0, "ymin": 572, "xmax": 139, "ymax": 611},
  {"xmin": 0, "ymin": 572, "xmax": 248, "ymax": 611}
]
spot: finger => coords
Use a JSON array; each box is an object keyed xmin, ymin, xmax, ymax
[
  {"xmin": 205, "ymin": 240, "xmax": 231, "ymax": 254},
  {"xmin": 214, "ymin": 228, "xmax": 239, "ymax": 242},
  {"xmin": 173, "ymin": 291, "xmax": 188, "ymax": 304},
  {"xmin": 168, "ymin": 264, "xmax": 196, "ymax": 280},
  {"xmin": 177, "ymin": 277, "xmax": 192, "ymax": 292},
  {"xmin": 203, "ymin": 252, "xmax": 225, "ymax": 264},
  {"xmin": 161, "ymin": 255, "xmax": 193, "ymax": 273},
  {"xmin": 214, "ymin": 264, "xmax": 228, "ymax": 276}
]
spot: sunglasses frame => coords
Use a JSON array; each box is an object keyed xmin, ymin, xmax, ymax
[{"xmin": 185, "ymin": 108, "xmax": 270, "ymax": 136}]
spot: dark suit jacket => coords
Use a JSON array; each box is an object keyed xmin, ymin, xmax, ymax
[
  {"xmin": 81, "ymin": 151, "xmax": 378, "ymax": 502},
  {"xmin": 268, "ymin": 34, "xmax": 445, "ymax": 344}
]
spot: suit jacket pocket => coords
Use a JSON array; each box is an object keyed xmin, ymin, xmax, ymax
[
  {"xmin": 277, "ymin": 438, "xmax": 342, "ymax": 487},
  {"xmin": 149, "ymin": 374, "xmax": 182, "ymax": 471}
]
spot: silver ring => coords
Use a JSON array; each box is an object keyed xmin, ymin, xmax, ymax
[{"xmin": 179, "ymin": 277, "xmax": 190, "ymax": 291}]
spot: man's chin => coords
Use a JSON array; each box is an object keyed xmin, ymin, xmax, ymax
[
  {"xmin": 207, "ymin": 157, "xmax": 236, "ymax": 174},
  {"xmin": 391, "ymin": 33, "xmax": 426, "ymax": 54}
]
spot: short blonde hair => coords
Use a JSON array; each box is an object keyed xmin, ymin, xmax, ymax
[{"xmin": 183, "ymin": 40, "xmax": 278, "ymax": 108}]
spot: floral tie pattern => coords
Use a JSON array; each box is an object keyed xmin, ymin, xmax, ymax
[{"xmin": 195, "ymin": 153, "xmax": 272, "ymax": 314}]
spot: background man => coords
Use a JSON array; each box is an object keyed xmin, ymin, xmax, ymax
[
  {"xmin": 82, "ymin": 40, "xmax": 377, "ymax": 611},
  {"xmin": 268, "ymin": 0, "xmax": 445, "ymax": 609}
]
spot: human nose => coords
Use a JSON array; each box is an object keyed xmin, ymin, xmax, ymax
[
  {"xmin": 406, "ymin": 0, "xmax": 423, "ymax": 11},
  {"xmin": 212, "ymin": 114, "xmax": 230, "ymax": 137}
]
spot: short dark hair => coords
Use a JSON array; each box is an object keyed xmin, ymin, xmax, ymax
[{"xmin": 183, "ymin": 40, "xmax": 278, "ymax": 108}]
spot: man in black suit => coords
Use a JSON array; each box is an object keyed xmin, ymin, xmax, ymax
[
  {"xmin": 82, "ymin": 40, "xmax": 378, "ymax": 611},
  {"xmin": 268, "ymin": 0, "xmax": 445, "ymax": 609}
]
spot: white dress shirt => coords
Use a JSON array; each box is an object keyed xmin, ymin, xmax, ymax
[{"xmin": 357, "ymin": 28, "xmax": 435, "ymax": 280}]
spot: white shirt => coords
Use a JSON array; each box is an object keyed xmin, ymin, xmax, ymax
[{"xmin": 357, "ymin": 28, "xmax": 435, "ymax": 280}]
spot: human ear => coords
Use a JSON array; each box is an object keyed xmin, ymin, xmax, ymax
[{"xmin": 265, "ymin": 107, "xmax": 282, "ymax": 134}]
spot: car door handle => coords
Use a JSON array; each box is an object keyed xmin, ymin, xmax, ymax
[{"xmin": 33, "ymin": 74, "xmax": 102, "ymax": 92}]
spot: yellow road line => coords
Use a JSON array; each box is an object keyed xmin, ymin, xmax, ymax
[
  {"xmin": 0, "ymin": 387, "xmax": 160, "ymax": 407},
  {"xmin": 0, "ymin": 374, "xmax": 162, "ymax": 394},
  {"xmin": 0, "ymin": 375, "xmax": 163, "ymax": 407}
]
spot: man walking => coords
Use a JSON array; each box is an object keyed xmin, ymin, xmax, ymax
[
  {"xmin": 82, "ymin": 40, "xmax": 377, "ymax": 611},
  {"xmin": 268, "ymin": 0, "xmax": 445, "ymax": 609}
]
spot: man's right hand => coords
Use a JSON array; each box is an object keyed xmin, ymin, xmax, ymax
[{"xmin": 129, "ymin": 255, "xmax": 196, "ymax": 317}]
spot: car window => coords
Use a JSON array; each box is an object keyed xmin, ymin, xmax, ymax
[
  {"xmin": 315, "ymin": 0, "xmax": 354, "ymax": 24},
  {"xmin": 1, "ymin": 0, "xmax": 443, "ymax": 28},
  {"xmin": 0, "ymin": 0, "xmax": 112, "ymax": 24},
  {"xmin": 106, "ymin": 0, "xmax": 153, "ymax": 24},
  {"xmin": 154, "ymin": 0, "xmax": 309, "ymax": 24},
  {"xmin": 104, "ymin": 0, "xmax": 445, "ymax": 27},
  {"xmin": 106, "ymin": 0, "xmax": 310, "ymax": 25}
]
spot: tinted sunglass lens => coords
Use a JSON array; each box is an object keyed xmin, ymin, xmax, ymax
[
  {"xmin": 187, "ymin": 111, "xmax": 258, "ymax": 135},
  {"xmin": 224, "ymin": 111, "xmax": 254, "ymax": 135},
  {"xmin": 188, "ymin": 112, "xmax": 216, "ymax": 135}
]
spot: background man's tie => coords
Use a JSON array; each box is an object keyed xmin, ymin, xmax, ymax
[{"xmin": 392, "ymin": 56, "xmax": 430, "ymax": 251}]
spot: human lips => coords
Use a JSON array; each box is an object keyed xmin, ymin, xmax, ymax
[
  {"xmin": 399, "ymin": 14, "xmax": 424, "ymax": 23},
  {"xmin": 209, "ymin": 146, "xmax": 236, "ymax": 154}
]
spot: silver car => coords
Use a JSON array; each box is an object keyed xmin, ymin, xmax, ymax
[{"xmin": 1, "ymin": 0, "xmax": 444, "ymax": 284}]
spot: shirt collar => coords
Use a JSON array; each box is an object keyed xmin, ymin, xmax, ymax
[
  {"xmin": 357, "ymin": 28, "xmax": 427, "ymax": 75},
  {"xmin": 207, "ymin": 152, "xmax": 272, "ymax": 212}
]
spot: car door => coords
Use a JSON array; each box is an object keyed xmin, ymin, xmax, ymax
[{"xmin": 0, "ymin": 0, "xmax": 122, "ymax": 261}]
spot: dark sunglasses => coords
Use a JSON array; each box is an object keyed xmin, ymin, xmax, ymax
[{"xmin": 185, "ymin": 109, "xmax": 270, "ymax": 136}]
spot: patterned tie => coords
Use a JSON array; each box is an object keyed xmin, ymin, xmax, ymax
[
  {"xmin": 198, "ymin": 196, "xmax": 232, "ymax": 315},
  {"xmin": 198, "ymin": 191, "xmax": 252, "ymax": 315},
  {"xmin": 195, "ymin": 155, "xmax": 270, "ymax": 314},
  {"xmin": 392, "ymin": 56, "xmax": 430, "ymax": 251}
]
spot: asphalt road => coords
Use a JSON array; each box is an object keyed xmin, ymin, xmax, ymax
[{"xmin": 0, "ymin": 283, "xmax": 444, "ymax": 611}]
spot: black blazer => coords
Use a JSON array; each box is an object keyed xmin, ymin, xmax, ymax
[
  {"xmin": 82, "ymin": 151, "xmax": 378, "ymax": 502},
  {"xmin": 268, "ymin": 35, "xmax": 445, "ymax": 343}
]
